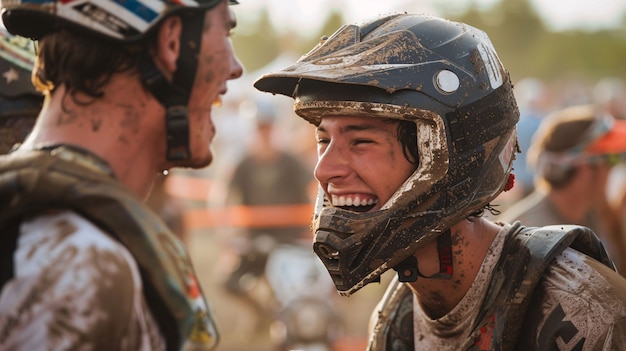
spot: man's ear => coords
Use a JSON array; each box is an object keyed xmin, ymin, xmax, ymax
[{"xmin": 154, "ymin": 15, "xmax": 182, "ymax": 81}]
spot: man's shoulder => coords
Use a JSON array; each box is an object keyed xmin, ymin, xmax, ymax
[
  {"xmin": 547, "ymin": 247, "xmax": 626, "ymax": 297},
  {"xmin": 0, "ymin": 211, "xmax": 148, "ymax": 351},
  {"xmin": 518, "ymin": 247, "xmax": 626, "ymax": 349},
  {"xmin": 17, "ymin": 210, "xmax": 135, "ymax": 275}
]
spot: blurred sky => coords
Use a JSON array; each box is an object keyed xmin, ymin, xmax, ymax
[{"xmin": 234, "ymin": 0, "xmax": 626, "ymax": 34}]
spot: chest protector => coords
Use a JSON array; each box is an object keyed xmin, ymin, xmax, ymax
[
  {"xmin": 0, "ymin": 147, "xmax": 218, "ymax": 351},
  {"xmin": 366, "ymin": 222, "xmax": 616, "ymax": 351}
]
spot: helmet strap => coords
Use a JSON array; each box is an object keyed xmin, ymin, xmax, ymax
[
  {"xmin": 139, "ymin": 12, "xmax": 205, "ymax": 161},
  {"xmin": 393, "ymin": 229, "xmax": 454, "ymax": 282}
]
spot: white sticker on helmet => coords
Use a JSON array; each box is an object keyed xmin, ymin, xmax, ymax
[{"xmin": 477, "ymin": 43, "xmax": 503, "ymax": 90}]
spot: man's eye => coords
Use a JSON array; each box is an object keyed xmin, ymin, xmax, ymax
[{"xmin": 316, "ymin": 138, "xmax": 329, "ymax": 144}]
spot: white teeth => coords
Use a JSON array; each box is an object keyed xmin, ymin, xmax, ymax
[{"xmin": 330, "ymin": 195, "xmax": 378, "ymax": 207}]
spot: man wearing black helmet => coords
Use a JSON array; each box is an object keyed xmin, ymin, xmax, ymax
[
  {"xmin": 0, "ymin": 0, "xmax": 242, "ymax": 350},
  {"xmin": 255, "ymin": 13, "xmax": 626, "ymax": 350}
]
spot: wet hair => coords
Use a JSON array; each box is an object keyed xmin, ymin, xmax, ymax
[
  {"xmin": 394, "ymin": 119, "xmax": 418, "ymax": 166},
  {"xmin": 34, "ymin": 28, "xmax": 156, "ymax": 101}
]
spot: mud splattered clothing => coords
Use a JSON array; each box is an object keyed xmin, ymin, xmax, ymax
[
  {"xmin": 0, "ymin": 210, "xmax": 165, "ymax": 351},
  {"xmin": 366, "ymin": 223, "xmax": 626, "ymax": 351},
  {"xmin": 0, "ymin": 147, "xmax": 219, "ymax": 351}
]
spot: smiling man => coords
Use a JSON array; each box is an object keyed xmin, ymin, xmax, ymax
[
  {"xmin": 0, "ymin": 0, "xmax": 242, "ymax": 350},
  {"xmin": 255, "ymin": 13, "xmax": 626, "ymax": 350}
]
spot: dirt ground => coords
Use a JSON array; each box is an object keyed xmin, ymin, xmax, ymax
[{"xmin": 186, "ymin": 226, "xmax": 394, "ymax": 351}]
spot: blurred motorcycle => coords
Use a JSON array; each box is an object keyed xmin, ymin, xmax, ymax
[{"xmin": 265, "ymin": 241, "xmax": 343, "ymax": 351}]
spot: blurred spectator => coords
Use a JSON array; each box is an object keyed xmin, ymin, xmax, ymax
[
  {"xmin": 498, "ymin": 104, "xmax": 626, "ymax": 274},
  {"xmin": 509, "ymin": 78, "xmax": 551, "ymax": 198},
  {"xmin": 221, "ymin": 97, "xmax": 314, "ymax": 332},
  {"xmin": 594, "ymin": 77, "xmax": 626, "ymax": 120},
  {"xmin": 594, "ymin": 78, "xmax": 626, "ymax": 208}
]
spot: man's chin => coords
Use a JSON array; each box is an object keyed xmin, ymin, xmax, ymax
[{"xmin": 173, "ymin": 152, "xmax": 213, "ymax": 169}]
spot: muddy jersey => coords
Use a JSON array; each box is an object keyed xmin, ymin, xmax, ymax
[
  {"xmin": 0, "ymin": 210, "xmax": 166, "ymax": 351},
  {"xmin": 0, "ymin": 147, "xmax": 220, "ymax": 350},
  {"xmin": 367, "ymin": 223, "xmax": 626, "ymax": 351}
]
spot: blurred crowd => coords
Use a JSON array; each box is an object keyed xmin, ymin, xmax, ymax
[{"xmin": 495, "ymin": 76, "xmax": 626, "ymax": 274}]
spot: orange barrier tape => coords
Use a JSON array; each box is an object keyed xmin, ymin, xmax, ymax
[
  {"xmin": 184, "ymin": 204, "xmax": 314, "ymax": 230},
  {"xmin": 165, "ymin": 174, "xmax": 214, "ymax": 201},
  {"xmin": 332, "ymin": 336, "xmax": 369, "ymax": 351}
]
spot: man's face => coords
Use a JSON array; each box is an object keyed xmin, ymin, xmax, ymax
[
  {"xmin": 184, "ymin": 1, "xmax": 243, "ymax": 168},
  {"xmin": 314, "ymin": 115, "xmax": 416, "ymax": 212}
]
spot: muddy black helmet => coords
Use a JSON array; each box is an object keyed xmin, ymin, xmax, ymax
[{"xmin": 254, "ymin": 13, "xmax": 519, "ymax": 296}]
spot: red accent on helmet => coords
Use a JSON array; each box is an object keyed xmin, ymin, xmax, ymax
[{"xmin": 504, "ymin": 173, "xmax": 515, "ymax": 192}]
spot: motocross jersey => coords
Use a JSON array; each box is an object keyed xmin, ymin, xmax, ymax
[
  {"xmin": 0, "ymin": 210, "xmax": 166, "ymax": 351},
  {"xmin": 0, "ymin": 146, "xmax": 219, "ymax": 351},
  {"xmin": 366, "ymin": 222, "xmax": 626, "ymax": 351}
]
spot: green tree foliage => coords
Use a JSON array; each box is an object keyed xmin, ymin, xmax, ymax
[
  {"xmin": 231, "ymin": 8, "xmax": 281, "ymax": 73},
  {"xmin": 448, "ymin": 0, "xmax": 626, "ymax": 82},
  {"xmin": 234, "ymin": 0, "xmax": 626, "ymax": 83}
]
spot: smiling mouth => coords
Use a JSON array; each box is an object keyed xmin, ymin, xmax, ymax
[{"xmin": 331, "ymin": 194, "xmax": 378, "ymax": 213}]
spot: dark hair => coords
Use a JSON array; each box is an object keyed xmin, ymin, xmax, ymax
[
  {"xmin": 34, "ymin": 28, "xmax": 155, "ymax": 102},
  {"xmin": 395, "ymin": 119, "xmax": 418, "ymax": 166}
]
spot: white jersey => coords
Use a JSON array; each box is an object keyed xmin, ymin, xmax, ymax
[{"xmin": 0, "ymin": 210, "xmax": 166, "ymax": 351}]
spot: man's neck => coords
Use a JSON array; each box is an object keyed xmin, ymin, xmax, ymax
[
  {"xmin": 407, "ymin": 218, "xmax": 501, "ymax": 319},
  {"xmin": 20, "ymin": 80, "xmax": 166, "ymax": 199}
]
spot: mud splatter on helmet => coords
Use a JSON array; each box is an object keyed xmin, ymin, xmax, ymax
[
  {"xmin": 254, "ymin": 13, "xmax": 520, "ymax": 296},
  {"xmin": 1, "ymin": 0, "xmax": 238, "ymax": 161},
  {"xmin": 0, "ymin": 28, "xmax": 42, "ymax": 154}
]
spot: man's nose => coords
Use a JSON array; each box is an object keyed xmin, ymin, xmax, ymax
[{"xmin": 314, "ymin": 144, "xmax": 350, "ymax": 183}]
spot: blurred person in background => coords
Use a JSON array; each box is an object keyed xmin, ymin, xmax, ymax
[
  {"xmin": 593, "ymin": 78, "xmax": 626, "ymax": 273},
  {"xmin": 221, "ymin": 97, "xmax": 315, "ymax": 333},
  {"xmin": 255, "ymin": 13, "xmax": 626, "ymax": 350},
  {"xmin": 498, "ymin": 104, "xmax": 626, "ymax": 275},
  {"xmin": 594, "ymin": 78, "xmax": 626, "ymax": 121},
  {"xmin": 0, "ymin": 0, "xmax": 242, "ymax": 349},
  {"xmin": 0, "ymin": 28, "xmax": 42, "ymax": 154},
  {"xmin": 506, "ymin": 78, "xmax": 551, "ymax": 200}
]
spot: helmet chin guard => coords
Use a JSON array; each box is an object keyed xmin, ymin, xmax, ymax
[{"xmin": 255, "ymin": 13, "xmax": 520, "ymax": 295}]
